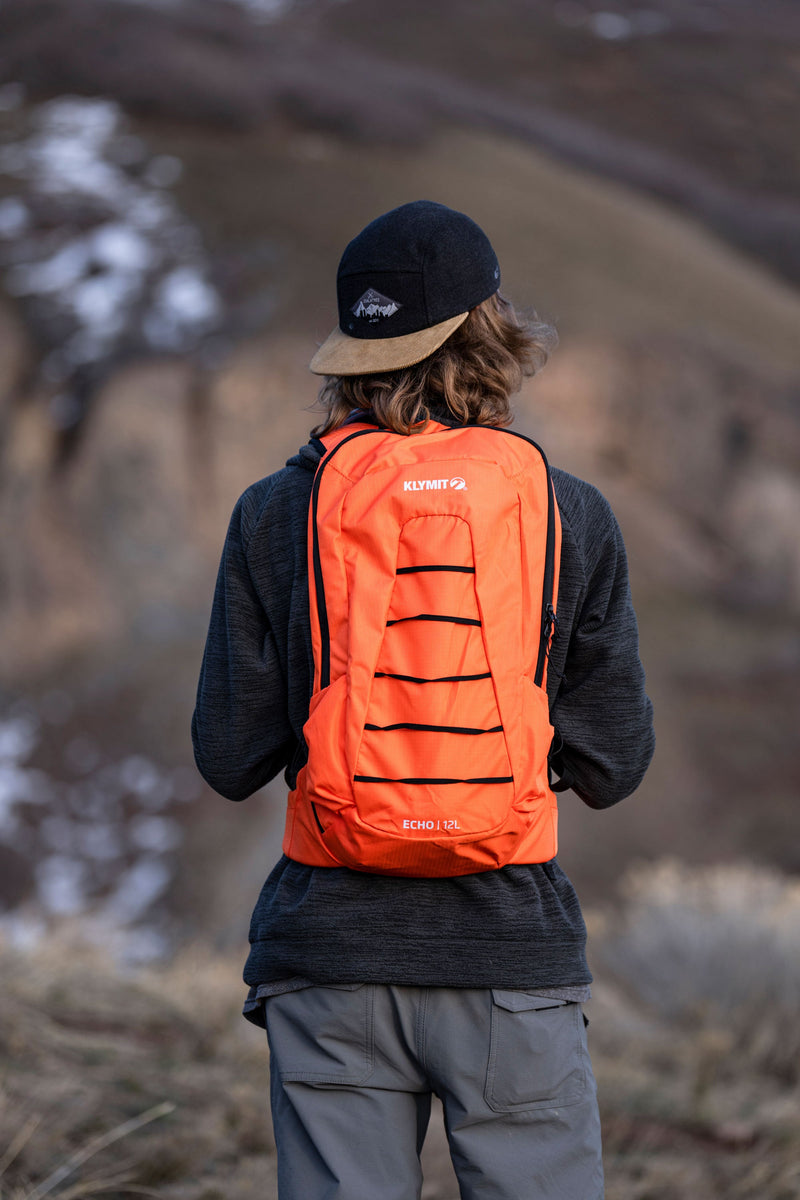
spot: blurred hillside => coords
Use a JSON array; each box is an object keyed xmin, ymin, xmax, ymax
[
  {"xmin": 0, "ymin": 0, "xmax": 798, "ymax": 957},
  {"xmin": 3, "ymin": 0, "xmax": 800, "ymax": 283}
]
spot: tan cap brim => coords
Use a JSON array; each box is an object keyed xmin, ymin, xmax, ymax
[{"xmin": 309, "ymin": 311, "xmax": 469, "ymax": 376}]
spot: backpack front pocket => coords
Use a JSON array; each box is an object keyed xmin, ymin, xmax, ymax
[{"xmin": 303, "ymin": 674, "xmax": 353, "ymax": 817}]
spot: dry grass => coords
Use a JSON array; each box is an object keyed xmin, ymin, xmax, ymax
[
  {"xmin": 590, "ymin": 861, "xmax": 800, "ymax": 1200},
  {"xmin": 0, "ymin": 928, "xmax": 276, "ymax": 1200},
  {"xmin": 1, "ymin": 861, "xmax": 799, "ymax": 1199}
]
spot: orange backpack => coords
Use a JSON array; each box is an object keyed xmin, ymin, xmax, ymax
[{"xmin": 283, "ymin": 420, "xmax": 562, "ymax": 877}]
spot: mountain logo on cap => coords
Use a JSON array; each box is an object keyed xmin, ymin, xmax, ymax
[{"xmin": 352, "ymin": 288, "xmax": 402, "ymax": 323}]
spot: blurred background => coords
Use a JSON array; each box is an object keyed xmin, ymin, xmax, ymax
[{"xmin": 0, "ymin": 1, "xmax": 799, "ymax": 1197}]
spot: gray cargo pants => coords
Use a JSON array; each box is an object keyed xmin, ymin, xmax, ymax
[{"xmin": 264, "ymin": 984, "xmax": 604, "ymax": 1200}]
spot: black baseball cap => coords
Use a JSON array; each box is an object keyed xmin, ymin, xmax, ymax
[{"xmin": 310, "ymin": 200, "xmax": 501, "ymax": 376}]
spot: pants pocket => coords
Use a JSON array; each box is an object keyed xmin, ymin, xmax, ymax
[
  {"xmin": 484, "ymin": 991, "xmax": 587, "ymax": 1112},
  {"xmin": 265, "ymin": 984, "xmax": 375, "ymax": 1085}
]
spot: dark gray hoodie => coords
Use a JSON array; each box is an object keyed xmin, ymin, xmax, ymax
[{"xmin": 192, "ymin": 429, "xmax": 655, "ymax": 1027}]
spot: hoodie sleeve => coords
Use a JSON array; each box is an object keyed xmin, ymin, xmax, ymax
[
  {"xmin": 191, "ymin": 484, "xmax": 295, "ymax": 801},
  {"xmin": 548, "ymin": 477, "xmax": 655, "ymax": 809}
]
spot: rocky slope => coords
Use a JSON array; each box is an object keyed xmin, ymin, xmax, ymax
[{"xmin": 0, "ymin": 2, "xmax": 798, "ymax": 943}]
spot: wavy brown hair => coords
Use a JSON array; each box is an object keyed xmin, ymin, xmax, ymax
[{"xmin": 312, "ymin": 293, "xmax": 557, "ymax": 436}]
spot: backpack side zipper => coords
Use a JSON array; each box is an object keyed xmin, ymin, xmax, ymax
[
  {"xmin": 483, "ymin": 429, "xmax": 558, "ymax": 689},
  {"xmin": 311, "ymin": 428, "xmax": 386, "ymax": 689}
]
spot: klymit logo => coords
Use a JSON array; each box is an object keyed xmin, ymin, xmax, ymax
[{"xmin": 403, "ymin": 477, "xmax": 467, "ymax": 492}]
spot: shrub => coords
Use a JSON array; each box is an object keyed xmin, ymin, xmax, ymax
[{"xmin": 596, "ymin": 859, "xmax": 800, "ymax": 1082}]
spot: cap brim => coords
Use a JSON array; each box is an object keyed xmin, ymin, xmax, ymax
[{"xmin": 309, "ymin": 311, "xmax": 469, "ymax": 376}]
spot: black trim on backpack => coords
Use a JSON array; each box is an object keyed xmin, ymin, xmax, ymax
[
  {"xmin": 483, "ymin": 428, "xmax": 558, "ymax": 689},
  {"xmin": 374, "ymin": 671, "xmax": 492, "ymax": 684},
  {"xmin": 386, "ymin": 614, "xmax": 482, "ymax": 628},
  {"xmin": 364, "ymin": 722, "xmax": 503, "ymax": 735},
  {"xmin": 311, "ymin": 428, "xmax": 385, "ymax": 689},
  {"xmin": 396, "ymin": 565, "xmax": 475, "ymax": 574},
  {"xmin": 354, "ymin": 774, "xmax": 514, "ymax": 785}
]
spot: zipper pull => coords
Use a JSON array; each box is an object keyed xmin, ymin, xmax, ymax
[{"xmin": 543, "ymin": 603, "xmax": 558, "ymax": 644}]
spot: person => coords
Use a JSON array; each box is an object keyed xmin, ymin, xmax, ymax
[{"xmin": 191, "ymin": 200, "xmax": 655, "ymax": 1200}]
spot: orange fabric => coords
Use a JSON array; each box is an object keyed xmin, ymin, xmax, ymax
[{"xmin": 283, "ymin": 421, "xmax": 562, "ymax": 876}]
